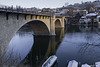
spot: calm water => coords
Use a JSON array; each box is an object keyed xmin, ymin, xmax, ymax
[{"xmin": 2, "ymin": 25, "xmax": 100, "ymax": 67}]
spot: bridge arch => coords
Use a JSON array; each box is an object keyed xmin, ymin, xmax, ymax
[
  {"xmin": 27, "ymin": 20, "xmax": 50, "ymax": 35},
  {"xmin": 55, "ymin": 19, "xmax": 62, "ymax": 28},
  {"xmin": 14, "ymin": 20, "xmax": 50, "ymax": 37}
]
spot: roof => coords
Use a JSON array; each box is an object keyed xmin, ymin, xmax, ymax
[
  {"xmin": 81, "ymin": 16, "xmax": 86, "ymax": 18},
  {"xmin": 97, "ymin": 15, "xmax": 100, "ymax": 18},
  {"xmin": 86, "ymin": 13, "xmax": 98, "ymax": 17}
]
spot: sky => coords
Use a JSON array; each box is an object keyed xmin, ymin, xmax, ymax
[{"xmin": 0, "ymin": 0, "xmax": 95, "ymax": 8}]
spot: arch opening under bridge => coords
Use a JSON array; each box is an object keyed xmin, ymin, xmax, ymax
[
  {"xmin": 27, "ymin": 20, "xmax": 50, "ymax": 36},
  {"xmin": 55, "ymin": 19, "xmax": 62, "ymax": 28}
]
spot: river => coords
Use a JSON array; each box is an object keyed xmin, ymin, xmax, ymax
[{"xmin": 2, "ymin": 25, "xmax": 100, "ymax": 67}]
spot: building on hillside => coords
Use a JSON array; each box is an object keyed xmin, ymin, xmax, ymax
[
  {"xmin": 54, "ymin": 7, "xmax": 69, "ymax": 16},
  {"xmin": 93, "ymin": 0, "xmax": 100, "ymax": 6},
  {"xmin": 42, "ymin": 8, "xmax": 52, "ymax": 12},
  {"xmin": 79, "ymin": 13, "xmax": 98, "ymax": 24},
  {"xmin": 78, "ymin": 10, "xmax": 88, "ymax": 16},
  {"xmin": 27, "ymin": 7, "xmax": 38, "ymax": 12},
  {"xmin": 89, "ymin": 7, "xmax": 95, "ymax": 13},
  {"xmin": 95, "ymin": 5, "xmax": 100, "ymax": 14}
]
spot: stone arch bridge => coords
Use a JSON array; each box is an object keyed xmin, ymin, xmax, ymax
[{"xmin": 0, "ymin": 9, "xmax": 66, "ymax": 54}]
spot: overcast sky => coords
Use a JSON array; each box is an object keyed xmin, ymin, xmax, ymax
[{"xmin": 0, "ymin": 0, "xmax": 95, "ymax": 8}]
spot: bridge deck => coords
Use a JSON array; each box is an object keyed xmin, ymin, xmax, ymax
[{"xmin": 0, "ymin": 8, "xmax": 64, "ymax": 18}]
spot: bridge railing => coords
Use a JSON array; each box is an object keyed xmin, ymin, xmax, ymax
[
  {"xmin": 0, "ymin": 6, "xmax": 54, "ymax": 16},
  {"xmin": 0, "ymin": 5, "xmax": 66, "ymax": 18}
]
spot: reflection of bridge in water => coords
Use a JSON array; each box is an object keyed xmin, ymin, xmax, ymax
[
  {"xmin": 18, "ymin": 28, "xmax": 65, "ymax": 67},
  {"xmin": 0, "ymin": 8, "xmax": 67, "ymax": 58}
]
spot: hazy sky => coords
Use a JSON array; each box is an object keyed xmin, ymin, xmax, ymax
[{"xmin": 0, "ymin": 0, "xmax": 95, "ymax": 8}]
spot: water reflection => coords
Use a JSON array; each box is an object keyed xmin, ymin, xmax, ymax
[
  {"xmin": 2, "ymin": 25, "xmax": 64, "ymax": 67},
  {"xmin": 55, "ymin": 28, "xmax": 65, "ymax": 42},
  {"xmin": 56, "ymin": 25, "xmax": 100, "ymax": 67},
  {"xmin": 2, "ymin": 25, "xmax": 34, "ymax": 66},
  {"xmin": 18, "ymin": 28, "xmax": 65, "ymax": 67},
  {"xmin": 3, "ymin": 24, "xmax": 100, "ymax": 67},
  {"xmin": 23, "ymin": 36, "xmax": 50, "ymax": 67}
]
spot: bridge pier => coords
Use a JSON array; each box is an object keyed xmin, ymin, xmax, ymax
[
  {"xmin": 61, "ymin": 16, "xmax": 65, "ymax": 28},
  {"xmin": 50, "ymin": 15, "xmax": 56, "ymax": 35}
]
